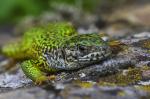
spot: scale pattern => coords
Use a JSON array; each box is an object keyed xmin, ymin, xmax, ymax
[{"xmin": 1, "ymin": 22, "xmax": 111, "ymax": 83}]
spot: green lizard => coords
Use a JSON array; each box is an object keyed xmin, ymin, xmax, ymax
[{"xmin": 0, "ymin": 22, "xmax": 111, "ymax": 84}]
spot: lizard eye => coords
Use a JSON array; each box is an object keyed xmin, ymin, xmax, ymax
[{"xmin": 78, "ymin": 45, "xmax": 86, "ymax": 51}]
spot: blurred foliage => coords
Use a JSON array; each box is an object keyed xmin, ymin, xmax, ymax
[
  {"xmin": 49, "ymin": 0, "xmax": 99, "ymax": 11},
  {"xmin": 0, "ymin": 0, "xmax": 139, "ymax": 25},
  {"xmin": 0, "ymin": 0, "xmax": 50, "ymax": 24},
  {"xmin": 0, "ymin": 0, "xmax": 101, "ymax": 24}
]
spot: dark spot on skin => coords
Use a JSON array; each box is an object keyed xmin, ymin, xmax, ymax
[
  {"xmin": 79, "ymin": 46, "xmax": 85, "ymax": 50},
  {"xmin": 90, "ymin": 58, "xmax": 93, "ymax": 61},
  {"xmin": 58, "ymin": 54, "xmax": 62, "ymax": 58},
  {"xmin": 101, "ymin": 52, "xmax": 105, "ymax": 58},
  {"xmin": 78, "ymin": 45, "xmax": 88, "ymax": 53},
  {"xmin": 96, "ymin": 53, "xmax": 99, "ymax": 57},
  {"xmin": 91, "ymin": 54, "xmax": 94, "ymax": 58},
  {"xmin": 61, "ymin": 50, "xmax": 66, "ymax": 60}
]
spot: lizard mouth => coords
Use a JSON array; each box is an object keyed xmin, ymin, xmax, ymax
[{"xmin": 77, "ymin": 46, "xmax": 111, "ymax": 65}]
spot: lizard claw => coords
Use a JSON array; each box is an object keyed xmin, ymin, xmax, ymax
[
  {"xmin": 47, "ymin": 75, "xmax": 56, "ymax": 81},
  {"xmin": 34, "ymin": 76, "xmax": 47, "ymax": 85},
  {"xmin": 34, "ymin": 75, "xmax": 56, "ymax": 85}
]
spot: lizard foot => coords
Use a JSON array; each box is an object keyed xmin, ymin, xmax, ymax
[
  {"xmin": 34, "ymin": 75, "xmax": 56, "ymax": 85},
  {"xmin": 34, "ymin": 76, "xmax": 47, "ymax": 85}
]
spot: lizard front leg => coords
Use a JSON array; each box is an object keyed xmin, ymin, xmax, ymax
[{"xmin": 21, "ymin": 59, "xmax": 48, "ymax": 85}]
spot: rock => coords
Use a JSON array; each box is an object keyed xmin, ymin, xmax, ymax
[
  {"xmin": 0, "ymin": 87, "xmax": 52, "ymax": 99},
  {"xmin": 60, "ymin": 84, "xmax": 150, "ymax": 99},
  {"xmin": 107, "ymin": 5, "xmax": 150, "ymax": 27},
  {"xmin": 0, "ymin": 69, "xmax": 32, "ymax": 89}
]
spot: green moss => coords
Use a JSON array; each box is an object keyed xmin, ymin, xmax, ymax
[
  {"xmin": 142, "ymin": 39, "xmax": 150, "ymax": 49},
  {"xmin": 99, "ymin": 68, "xmax": 142, "ymax": 86},
  {"xmin": 73, "ymin": 80, "xmax": 95, "ymax": 88},
  {"xmin": 142, "ymin": 66, "xmax": 150, "ymax": 70},
  {"xmin": 133, "ymin": 39, "xmax": 150, "ymax": 49},
  {"xmin": 116, "ymin": 68, "xmax": 142, "ymax": 85},
  {"xmin": 98, "ymin": 81, "xmax": 117, "ymax": 87},
  {"xmin": 136, "ymin": 85, "xmax": 150, "ymax": 92}
]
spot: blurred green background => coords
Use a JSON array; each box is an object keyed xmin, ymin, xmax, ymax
[
  {"xmin": 0, "ymin": 0, "xmax": 99, "ymax": 24},
  {"xmin": 0, "ymin": 0, "xmax": 150, "ymax": 42},
  {"xmin": 1, "ymin": 0, "xmax": 138, "ymax": 25}
]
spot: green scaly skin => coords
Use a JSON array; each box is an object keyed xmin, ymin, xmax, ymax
[{"xmin": 0, "ymin": 22, "xmax": 111, "ymax": 83}]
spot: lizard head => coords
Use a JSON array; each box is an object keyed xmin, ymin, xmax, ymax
[
  {"xmin": 44, "ymin": 33, "xmax": 111, "ymax": 70},
  {"xmin": 63, "ymin": 34, "xmax": 111, "ymax": 68}
]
